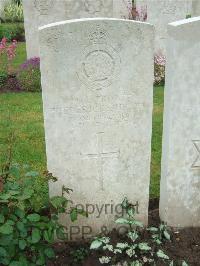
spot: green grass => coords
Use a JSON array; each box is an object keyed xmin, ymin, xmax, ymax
[
  {"xmin": 0, "ymin": 93, "xmax": 46, "ymax": 172},
  {"xmin": 0, "ymin": 87, "xmax": 164, "ymax": 198},
  {"xmin": 151, "ymin": 86, "xmax": 164, "ymax": 197}
]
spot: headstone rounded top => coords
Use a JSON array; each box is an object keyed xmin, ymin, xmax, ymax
[{"xmin": 39, "ymin": 17, "xmax": 153, "ymax": 31}]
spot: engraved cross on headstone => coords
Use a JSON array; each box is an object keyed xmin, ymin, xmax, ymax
[
  {"xmin": 82, "ymin": 132, "xmax": 120, "ymax": 190},
  {"xmin": 191, "ymin": 140, "xmax": 200, "ymax": 169}
]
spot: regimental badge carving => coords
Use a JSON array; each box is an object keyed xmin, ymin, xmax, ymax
[
  {"xmin": 191, "ymin": 140, "xmax": 200, "ymax": 169},
  {"xmin": 77, "ymin": 25, "xmax": 121, "ymax": 90},
  {"xmin": 88, "ymin": 25, "xmax": 109, "ymax": 44},
  {"xmin": 34, "ymin": 0, "xmax": 53, "ymax": 15}
]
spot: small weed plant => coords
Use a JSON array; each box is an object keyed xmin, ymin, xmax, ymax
[
  {"xmin": 70, "ymin": 247, "xmax": 89, "ymax": 264},
  {"xmin": 90, "ymin": 198, "xmax": 188, "ymax": 266}
]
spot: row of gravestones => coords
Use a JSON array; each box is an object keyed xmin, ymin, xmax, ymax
[
  {"xmin": 135, "ymin": 0, "xmax": 200, "ymax": 54},
  {"xmin": 22, "ymin": 0, "xmax": 200, "ymax": 58},
  {"xmin": 23, "ymin": 0, "xmax": 132, "ymax": 58},
  {"xmin": 38, "ymin": 14, "xmax": 200, "ymax": 239}
]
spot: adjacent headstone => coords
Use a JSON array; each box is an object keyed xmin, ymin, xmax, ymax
[
  {"xmin": 192, "ymin": 0, "xmax": 200, "ymax": 16},
  {"xmin": 113, "ymin": 0, "xmax": 132, "ymax": 19},
  {"xmin": 39, "ymin": 18, "xmax": 154, "ymax": 237},
  {"xmin": 23, "ymin": 0, "xmax": 39, "ymax": 59},
  {"xmin": 160, "ymin": 17, "xmax": 200, "ymax": 227},
  {"xmin": 136, "ymin": 0, "xmax": 193, "ymax": 55},
  {"xmin": 23, "ymin": 0, "xmax": 132, "ymax": 58}
]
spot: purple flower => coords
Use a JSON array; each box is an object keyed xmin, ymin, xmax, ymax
[{"xmin": 20, "ymin": 57, "xmax": 40, "ymax": 70}]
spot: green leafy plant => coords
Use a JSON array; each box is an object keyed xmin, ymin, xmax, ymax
[
  {"xmin": 0, "ymin": 71, "xmax": 8, "ymax": 88},
  {"xmin": 0, "ymin": 23, "xmax": 25, "ymax": 42},
  {"xmin": 3, "ymin": 1, "xmax": 24, "ymax": 23},
  {"xmin": 186, "ymin": 14, "xmax": 191, "ymax": 19},
  {"xmin": 90, "ymin": 198, "xmax": 185, "ymax": 265},
  {"xmin": 70, "ymin": 247, "xmax": 89, "ymax": 264},
  {"xmin": 0, "ymin": 160, "xmax": 86, "ymax": 265},
  {"xmin": 147, "ymin": 223, "xmax": 170, "ymax": 245}
]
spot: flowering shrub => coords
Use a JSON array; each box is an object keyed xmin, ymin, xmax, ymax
[
  {"xmin": 17, "ymin": 57, "xmax": 42, "ymax": 92},
  {"xmin": 0, "ymin": 37, "xmax": 17, "ymax": 70},
  {"xmin": 154, "ymin": 53, "xmax": 166, "ymax": 86},
  {"xmin": 0, "ymin": 37, "xmax": 17, "ymax": 89}
]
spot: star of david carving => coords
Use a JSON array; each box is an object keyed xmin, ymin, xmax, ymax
[{"xmin": 191, "ymin": 140, "xmax": 200, "ymax": 169}]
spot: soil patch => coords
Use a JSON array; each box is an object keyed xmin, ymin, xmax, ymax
[{"xmin": 48, "ymin": 198, "xmax": 200, "ymax": 266}]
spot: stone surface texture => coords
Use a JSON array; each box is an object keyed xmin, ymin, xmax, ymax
[
  {"xmin": 136, "ymin": 0, "xmax": 192, "ymax": 55},
  {"xmin": 39, "ymin": 18, "xmax": 154, "ymax": 237},
  {"xmin": 23, "ymin": 0, "xmax": 132, "ymax": 58},
  {"xmin": 23, "ymin": 0, "xmax": 39, "ymax": 58},
  {"xmin": 160, "ymin": 17, "xmax": 200, "ymax": 227},
  {"xmin": 192, "ymin": 0, "xmax": 200, "ymax": 16}
]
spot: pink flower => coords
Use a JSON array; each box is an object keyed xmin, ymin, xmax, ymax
[
  {"xmin": 154, "ymin": 53, "xmax": 166, "ymax": 66},
  {"xmin": 0, "ymin": 37, "xmax": 7, "ymax": 54},
  {"xmin": 0, "ymin": 37, "xmax": 18, "ymax": 74},
  {"xmin": 6, "ymin": 40, "xmax": 17, "ymax": 60}
]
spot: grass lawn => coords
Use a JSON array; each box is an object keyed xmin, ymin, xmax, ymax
[
  {"xmin": 151, "ymin": 86, "xmax": 164, "ymax": 197},
  {"xmin": 0, "ymin": 93, "xmax": 46, "ymax": 171},
  {"xmin": 0, "ymin": 42, "xmax": 164, "ymax": 198}
]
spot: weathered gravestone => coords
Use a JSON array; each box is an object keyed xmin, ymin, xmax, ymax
[
  {"xmin": 160, "ymin": 17, "xmax": 200, "ymax": 227},
  {"xmin": 192, "ymin": 0, "xmax": 200, "ymax": 16},
  {"xmin": 136, "ymin": 0, "xmax": 192, "ymax": 55},
  {"xmin": 39, "ymin": 18, "xmax": 154, "ymax": 237},
  {"xmin": 23, "ymin": 0, "xmax": 132, "ymax": 58},
  {"xmin": 23, "ymin": 0, "xmax": 39, "ymax": 58}
]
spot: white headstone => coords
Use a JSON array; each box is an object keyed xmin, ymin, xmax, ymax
[
  {"xmin": 23, "ymin": 0, "xmax": 39, "ymax": 58},
  {"xmin": 39, "ymin": 18, "xmax": 154, "ymax": 237},
  {"xmin": 23, "ymin": 0, "xmax": 132, "ymax": 58},
  {"xmin": 192, "ymin": 0, "xmax": 200, "ymax": 16},
  {"xmin": 140, "ymin": 0, "xmax": 192, "ymax": 55},
  {"xmin": 113, "ymin": 0, "xmax": 132, "ymax": 19},
  {"xmin": 160, "ymin": 17, "xmax": 200, "ymax": 227}
]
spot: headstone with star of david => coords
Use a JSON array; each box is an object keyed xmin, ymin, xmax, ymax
[
  {"xmin": 39, "ymin": 18, "xmax": 154, "ymax": 237},
  {"xmin": 160, "ymin": 16, "xmax": 200, "ymax": 227}
]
